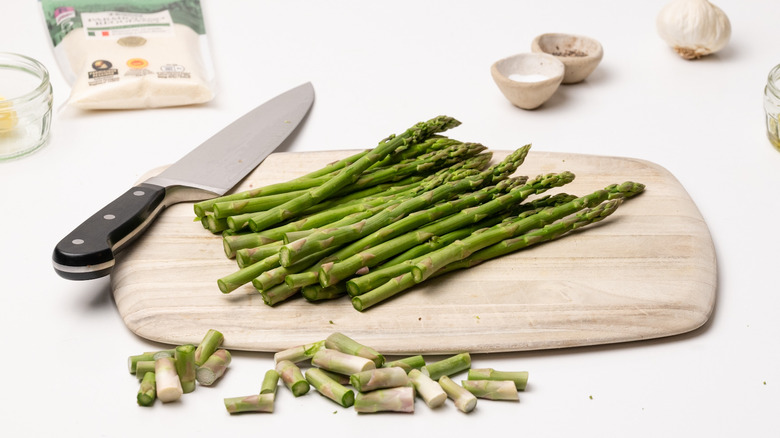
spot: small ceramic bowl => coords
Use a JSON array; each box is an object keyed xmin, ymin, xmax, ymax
[
  {"xmin": 490, "ymin": 52, "xmax": 564, "ymax": 110},
  {"xmin": 531, "ymin": 33, "xmax": 603, "ymax": 84}
]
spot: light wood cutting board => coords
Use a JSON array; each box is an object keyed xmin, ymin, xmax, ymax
[{"xmin": 111, "ymin": 150, "xmax": 716, "ymax": 354}]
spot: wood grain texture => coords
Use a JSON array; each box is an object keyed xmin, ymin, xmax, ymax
[{"xmin": 111, "ymin": 150, "xmax": 717, "ymax": 354}]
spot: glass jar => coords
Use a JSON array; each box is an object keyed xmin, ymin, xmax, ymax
[
  {"xmin": 764, "ymin": 63, "xmax": 780, "ymax": 151},
  {"xmin": 0, "ymin": 52, "xmax": 53, "ymax": 161}
]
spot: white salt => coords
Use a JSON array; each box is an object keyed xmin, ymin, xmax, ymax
[{"xmin": 508, "ymin": 73, "xmax": 550, "ymax": 83}]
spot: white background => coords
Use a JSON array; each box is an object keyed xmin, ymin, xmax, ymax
[{"xmin": 1, "ymin": 0, "xmax": 778, "ymax": 436}]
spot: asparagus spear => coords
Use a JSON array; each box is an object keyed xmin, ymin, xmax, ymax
[
  {"xmin": 196, "ymin": 349, "xmax": 231, "ymax": 386},
  {"xmin": 212, "ymin": 189, "xmax": 309, "ymax": 219},
  {"xmin": 246, "ymin": 116, "xmax": 461, "ymax": 232},
  {"xmin": 136, "ymin": 372, "xmax": 156, "ymax": 407},
  {"xmin": 275, "ymin": 360, "xmax": 310, "ymax": 397},
  {"xmin": 194, "ymin": 329, "xmax": 224, "ymax": 366},
  {"xmin": 260, "ymin": 282, "xmax": 301, "ymax": 306},
  {"xmin": 235, "ymin": 242, "xmax": 284, "ymax": 268},
  {"xmin": 224, "ymin": 235, "xmax": 281, "ymax": 260},
  {"xmin": 224, "ymin": 394, "xmax": 275, "ymax": 414},
  {"xmin": 302, "ymin": 283, "xmax": 348, "ymax": 302},
  {"xmin": 439, "ymin": 376, "xmax": 477, "ymax": 413},
  {"xmin": 350, "ymin": 367, "xmax": 409, "ymax": 392},
  {"xmin": 408, "ymin": 369, "xmax": 447, "ymax": 408},
  {"xmin": 467, "ymin": 368, "xmax": 529, "ymax": 391},
  {"xmin": 274, "ymin": 340, "xmax": 326, "ymax": 364},
  {"xmin": 305, "ymin": 367, "xmax": 355, "ymax": 407},
  {"xmin": 174, "ymin": 344, "xmax": 197, "ymax": 393},
  {"xmin": 421, "ymin": 353, "xmax": 471, "ymax": 380},
  {"xmin": 354, "ymin": 386, "xmax": 415, "ymax": 413},
  {"xmin": 325, "ymin": 332, "xmax": 385, "ymax": 367},
  {"xmin": 461, "ymin": 380, "xmax": 519, "ymax": 401},
  {"xmin": 155, "ymin": 357, "xmax": 183, "ymax": 403},
  {"xmin": 383, "ymin": 355, "xmax": 426, "ymax": 372},
  {"xmin": 311, "ymin": 349, "xmax": 376, "ymax": 375}
]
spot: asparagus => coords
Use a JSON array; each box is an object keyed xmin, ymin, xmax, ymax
[
  {"xmin": 260, "ymin": 370, "xmax": 280, "ymax": 395},
  {"xmin": 467, "ymin": 368, "xmax": 529, "ymax": 391},
  {"xmin": 246, "ymin": 116, "xmax": 461, "ymax": 232},
  {"xmin": 305, "ymin": 367, "xmax": 355, "ymax": 408},
  {"xmin": 174, "ymin": 344, "xmax": 197, "ymax": 393},
  {"xmin": 461, "ymin": 380, "xmax": 519, "ymax": 401},
  {"xmin": 354, "ymin": 386, "xmax": 415, "ymax": 413},
  {"xmin": 196, "ymin": 349, "xmax": 231, "ymax": 386},
  {"xmin": 274, "ymin": 340, "xmax": 326, "ymax": 364},
  {"xmin": 421, "ymin": 353, "xmax": 471, "ymax": 380},
  {"xmin": 224, "ymin": 394, "xmax": 275, "ymax": 414},
  {"xmin": 212, "ymin": 189, "xmax": 309, "ymax": 219},
  {"xmin": 155, "ymin": 357, "xmax": 183, "ymax": 403},
  {"xmin": 135, "ymin": 361, "xmax": 156, "ymax": 379},
  {"xmin": 275, "ymin": 360, "xmax": 310, "ymax": 397},
  {"xmin": 260, "ymin": 282, "xmax": 301, "ymax": 306},
  {"xmin": 128, "ymin": 350, "xmax": 174, "ymax": 374},
  {"xmin": 383, "ymin": 355, "xmax": 426, "ymax": 372},
  {"xmin": 137, "ymin": 372, "xmax": 156, "ymax": 407},
  {"xmin": 311, "ymin": 349, "xmax": 376, "ymax": 375},
  {"xmin": 408, "ymin": 369, "xmax": 447, "ymax": 408},
  {"xmin": 235, "ymin": 242, "xmax": 284, "ymax": 268},
  {"xmin": 302, "ymin": 283, "xmax": 348, "ymax": 302},
  {"xmin": 439, "ymin": 376, "xmax": 477, "ymax": 413},
  {"xmin": 194, "ymin": 329, "xmax": 224, "ymax": 366},
  {"xmin": 252, "ymin": 247, "xmax": 339, "ymax": 291},
  {"xmin": 350, "ymin": 367, "xmax": 409, "ymax": 393},
  {"xmin": 218, "ymin": 252, "xmax": 281, "ymax": 293},
  {"xmin": 225, "ymin": 236, "xmax": 281, "ymax": 260},
  {"xmin": 325, "ymin": 332, "xmax": 385, "ymax": 367}
]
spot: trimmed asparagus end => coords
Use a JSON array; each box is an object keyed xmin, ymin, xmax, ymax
[
  {"xmin": 194, "ymin": 329, "xmax": 224, "ymax": 366},
  {"xmin": 224, "ymin": 393, "xmax": 275, "ymax": 414},
  {"xmin": 354, "ymin": 386, "xmax": 415, "ymax": 413},
  {"xmin": 136, "ymin": 372, "xmax": 156, "ymax": 407},
  {"xmin": 273, "ymin": 340, "xmax": 326, "ymax": 364},
  {"xmin": 421, "ymin": 352, "xmax": 471, "ymax": 380},
  {"xmin": 384, "ymin": 355, "xmax": 426, "ymax": 372},
  {"xmin": 467, "ymin": 368, "xmax": 529, "ymax": 391},
  {"xmin": 155, "ymin": 357, "xmax": 183, "ymax": 403},
  {"xmin": 461, "ymin": 380, "xmax": 519, "ymax": 401},
  {"xmin": 350, "ymin": 367, "xmax": 409, "ymax": 393},
  {"xmin": 196, "ymin": 349, "xmax": 231, "ymax": 386},
  {"xmin": 174, "ymin": 344, "xmax": 197, "ymax": 393},
  {"xmin": 275, "ymin": 360, "xmax": 310, "ymax": 397},
  {"xmin": 305, "ymin": 367, "xmax": 355, "ymax": 407},
  {"xmin": 311, "ymin": 349, "xmax": 376, "ymax": 375},
  {"xmin": 408, "ymin": 369, "xmax": 447, "ymax": 408},
  {"xmin": 439, "ymin": 376, "xmax": 477, "ymax": 413},
  {"xmin": 325, "ymin": 332, "xmax": 385, "ymax": 367}
]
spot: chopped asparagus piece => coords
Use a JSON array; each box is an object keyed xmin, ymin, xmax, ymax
[
  {"xmin": 224, "ymin": 394, "xmax": 275, "ymax": 414},
  {"xmin": 461, "ymin": 380, "xmax": 519, "ymax": 401},
  {"xmin": 155, "ymin": 357, "xmax": 183, "ymax": 403},
  {"xmin": 408, "ymin": 369, "xmax": 447, "ymax": 408},
  {"xmin": 439, "ymin": 376, "xmax": 477, "ymax": 413},
  {"xmin": 274, "ymin": 340, "xmax": 326, "ymax": 364},
  {"xmin": 174, "ymin": 344, "xmax": 197, "ymax": 393},
  {"xmin": 311, "ymin": 349, "xmax": 376, "ymax": 375},
  {"xmin": 467, "ymin": 368, "xmax": 529, "ymax": 391},
  {"xmin": 134, "ymin": 360, "xmax": 156, "ymax": 379},
  {"xmin": 260, "ymin": 369, "xmax": 280, "ymax": 395},
  {"xmin": 421, "ymin": 353, "xmax": 471, "ymax": 380},
  {"xmin": 305, "ymin": 367, "xmax": 355, "ymax": 407},
  {"xmin": 128, "ymin": 350, "xmax": 173, "ymax": 373},
  {"xmin": 350, "ymin": 367, "xmax": 409, "ymax": 393},
  {"xmin": 275, "ymin": 360, "xmax": 310, "ymax": 397},
  {"xmin": 136, "ymin": 372, "xmax": 156, "ymax": 407},
  {"xmin": 194, "ymin": 329, "xmax": 224, "ymax": 366},
  {"xmin": 354, "ymin": 386, "xmax": 415, "ymax": 413},
  {"xmin": 383, "ymin": 355, "xmax": 426, "ymax": 372},
  {"xmin": 196, "ymin": 349, "xmax": 231, "ymax": 386},
  {"xmin": 325, "ymin": 332, "xmax": 385, "ymax": 367}
]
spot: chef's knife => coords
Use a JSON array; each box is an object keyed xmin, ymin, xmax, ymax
[{"xmin": 52, "ymin": 82, "xmax": 315, "ymax": 281}]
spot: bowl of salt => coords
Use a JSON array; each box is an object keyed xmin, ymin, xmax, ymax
[{"xmin": 490, "ymin": 52, "xmax": 564, "ymax": 110}]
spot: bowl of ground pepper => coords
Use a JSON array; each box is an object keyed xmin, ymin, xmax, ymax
[{"xmin": 531, "ymin": 33, "xmax": 603, "ymax": 84}]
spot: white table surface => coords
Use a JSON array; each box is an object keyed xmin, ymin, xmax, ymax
[{"xmin": 2, "ymin": 0, "xmax": 778, "ymax": 436}]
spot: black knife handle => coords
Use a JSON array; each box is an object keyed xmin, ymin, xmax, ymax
[{"xmin": 52, "ymin": 183, "xmax": 167, "ymax": 280}]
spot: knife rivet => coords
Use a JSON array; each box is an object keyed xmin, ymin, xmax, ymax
[
  {"xmin": 104, "ymin": 214, "xmax": 116, "ymax": 220},
  {"xmin": 133, "ymin": 190, "xmax": 145, "ymax": 196},
  {"xmin": 72, "ymin": 239, "xmax": 84, "ymax": 245}
]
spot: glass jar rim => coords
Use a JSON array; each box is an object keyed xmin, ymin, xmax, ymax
[{"xmin": 0, "ymin": 52, "xmax": 51, "ymax": 104}]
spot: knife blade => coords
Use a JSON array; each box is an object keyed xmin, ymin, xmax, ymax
[{"xmin": 52, "ymin": 82, "xmax": 315, "ymax": 281}]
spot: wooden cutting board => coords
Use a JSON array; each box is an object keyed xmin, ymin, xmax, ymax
[{"xmin": 111, "ymin": 150, "xmax": 716, "ymax": 354}]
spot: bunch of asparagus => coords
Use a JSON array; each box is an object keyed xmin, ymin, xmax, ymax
[
  {"xmin": 195, "ymin": 116, "xmax": 645, "ymax": 310},
  {"xmin": 224, "ymin": 332, "xmax": 529, "ymax": 414},
  {"xmin": 129, "ymin": 329, "xmax": 230, "ymax": 406}
]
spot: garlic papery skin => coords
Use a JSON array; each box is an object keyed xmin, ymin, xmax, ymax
[{"xmin": 657, "ymin": 0, "xmax": 731, "ymax": 60}]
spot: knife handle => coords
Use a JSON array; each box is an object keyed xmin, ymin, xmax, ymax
[{"xmin": 52, "ymin": 183, "xmax": 167, "ymax": 280}]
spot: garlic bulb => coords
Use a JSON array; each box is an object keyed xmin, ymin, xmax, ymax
[{"xmin": 656, "ymin": 0, "xmax": 731, "ymax": 60}]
